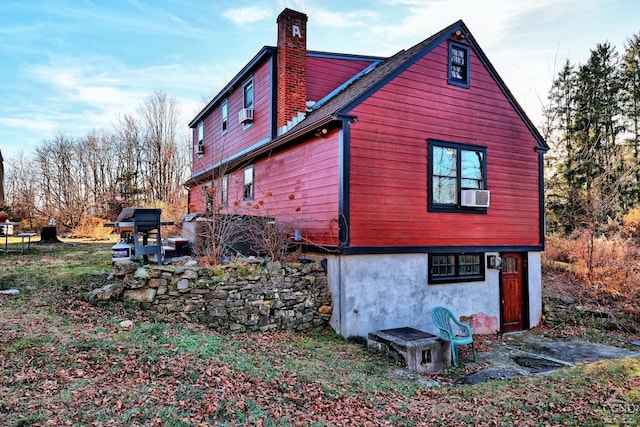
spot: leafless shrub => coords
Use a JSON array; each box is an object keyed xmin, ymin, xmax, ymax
[{"xmin": 196, "ymin": 189, "xmax": 302, "ymax": 265}]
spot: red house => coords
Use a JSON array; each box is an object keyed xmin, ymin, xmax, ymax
[{"xmin": 186, "ymin": 9, "xmax": 548, "ymax": 338}]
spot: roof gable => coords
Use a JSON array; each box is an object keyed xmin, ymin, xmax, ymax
[
  {"xmin": 188, "ymin": 17, "xmax": 548, "ymax": 180},
  {"xmin": 297, "ymin": 20, "xmax": 548, "ymax": 151}
]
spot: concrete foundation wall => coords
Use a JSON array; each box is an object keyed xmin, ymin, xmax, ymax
[
  {"xmin": 327, "ymin": 252, "xmax": 542, "ymax": 339},
  {"xmin": 527, "ymin": 252, "xmax": 543, "ymax": 328}
]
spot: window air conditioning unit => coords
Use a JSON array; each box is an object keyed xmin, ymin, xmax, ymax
[
  {"xmin": 196, "ymin": 143, "xmax": 204, "ymax": 155},
  {"xmin": 238, "ymin": 108, "xmax": 254, "ymax": 124},
  {"xmin": 461, "ymin": 189, "xmax": 490, "ymax": 207}
]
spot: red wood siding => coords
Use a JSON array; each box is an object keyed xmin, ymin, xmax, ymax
[
  {"xmin": 189, "ymin": 181, "xmax": 208, "ymax": 213},
  {"xmin": 193, "ymin": 59, "xmax": 272, "ymax": 177},
  {"xmin": 191, "ymin": 132, "xmax": 340, "ymax": 246},
  {"xmin": 307, "ymin": 55, "xmax": 376, "ymax": 102},
  {"xmin": 346, "ymin": 41, "xmax": 542, "ymax": 248}
]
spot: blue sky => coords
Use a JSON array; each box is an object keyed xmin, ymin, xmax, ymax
[{"xmin": 0, "ymin": 0, "xmax": 638, "ymax": 160}]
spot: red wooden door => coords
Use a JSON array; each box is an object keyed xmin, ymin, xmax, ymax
[{"xmin": 500, "ymin": 253, "xmax": 524, "ymax": 332}]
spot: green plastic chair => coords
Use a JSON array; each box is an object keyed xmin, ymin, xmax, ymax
[{"xmin": 431, "ymin": 306, "xmax": 477, "ymax": 367}]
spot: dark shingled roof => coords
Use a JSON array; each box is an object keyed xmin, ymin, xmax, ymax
[
  {"xmin": 278, "ymin": 18, "xmax": 545, "ymax": 151},
  {"xmin": 187, "ymin": 19, "xmax": 546, "ymax": 184},
  {"xmin": 301, "ymin": 20, "xmax": 461, "ymax": 129}
]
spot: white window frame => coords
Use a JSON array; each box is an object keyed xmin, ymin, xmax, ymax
[
  {"xmin": 243, "ymin": 78, "xmax": 254, "ymax": 110},
  {"xmin": 243, "ymin": 165, "xmax": 254, "ymax": 201},
  {"xmin": 196, "ymin": 122, "xmax": 204, "ymax": 155},
  {"xmin": 221, "ymin": 99, "xmax": 228, "ymax": 134}
]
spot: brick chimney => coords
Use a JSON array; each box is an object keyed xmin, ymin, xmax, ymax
[{"xmin": 276, "ymin": 8, "xmax": 307, "ymax": 132}]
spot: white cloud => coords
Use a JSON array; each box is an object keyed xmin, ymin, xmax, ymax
[
  {"xmin": 222, "ymin": 6, "xmax": 273, "ymax": 26},
  {"xmin": 0, "ymin": 117, "xmax": 54, "ymax": 133},
  {"xmin": 27, "ymin": 59, "xmax": 145, "ymax": 111},
  {"xmin": 305, "ymin": 7, "xmax": 379, "ymax": 28},
  {"xmin": 369, "ymin": 0, "xmax": 561, "ymax": 48}
]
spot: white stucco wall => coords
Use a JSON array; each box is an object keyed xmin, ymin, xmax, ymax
[
  {"xmin": 528, "ymin": 252, "xmax": 543, "ymax": 328},
  {"xmin": 327, "ymin": 251, "xmax": 542, "ymax": 339},
  {"xmin": 327, "ymin": 253, "xmax": 499, "ymax": 339}
]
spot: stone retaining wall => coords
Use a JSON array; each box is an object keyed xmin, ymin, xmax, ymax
[
  {"xmin": 91, "ymin": 258, "xmax": 332, "ymax": 333},
  {"xmin": 543, "ymin": 295, "xmax": 637, "ymax": 333}
]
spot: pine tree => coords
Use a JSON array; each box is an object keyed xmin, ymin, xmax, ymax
[
  {"xmin": 621, "ymin": 33, "xmax": 640, "ymax": 206},
  {"xmin": 545, "ymin": 43, "xmax": 627, "ymax": 236},
  {"xmin": 544, "ymin": 60, "xmax": 579, "ymax": 233}
]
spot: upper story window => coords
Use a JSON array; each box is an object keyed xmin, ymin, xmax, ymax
[
  {"xmin": 428, "ymin": 139, "xmax": 487, "ymax": 212},
  {"xmin": 221, "ymin": 100, "xmax": 228, "ymax": 134},
  {"xmin": 243, "ymin": 78, "xmax": 254, "ymax": 110},
  {"xmin": 196, "ymin": 122, "xmax": 204, "ymax": 155},
  {"xmin": 429, "ymin": 253, "xmax": 484, "ymax": 284},
  {"xmin": 239, "ymin": 78, "xmax": 255, "ymax": 128},
  {"xmin": 243, "ymin": 165, "xmax": 254, "ymax": 201},
  {"xmin": 449, "ymin": 42, "xmax": 470, "ymax": 88},
  {"xmin": 221, "ymin": 175, "xmax": 228, "ymax": 207}
]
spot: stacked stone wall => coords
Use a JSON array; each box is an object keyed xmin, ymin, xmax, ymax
[{"xmin": 92, "ymin": 259, "xmax": 332, "ymax": 333}]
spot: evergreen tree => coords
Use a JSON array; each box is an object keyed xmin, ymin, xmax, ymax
[
  {"xmin": 545, "ymin": 43, "xmax": 628, "ymax": 236},
  {"xmin": 544, "ymin": 60, "xmax": 579, "ymax": 233},
  {"xmin": 573, "ymin": 43, "xmax": 624, "ymax": 225},
  {"xmin": 621, "ymin": 33, "xmax": 640, "ymax": 206}
]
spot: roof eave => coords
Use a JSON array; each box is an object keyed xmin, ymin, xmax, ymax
[
  {"xmin": 184, "ymin": 113, "xmax": 342, "ymax": 187},
  {"xmin": 459, "ymin": 23, "xmax": 549, "ymax": 151}
]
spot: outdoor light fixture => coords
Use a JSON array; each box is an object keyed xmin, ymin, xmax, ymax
[
  {"xmin": 315, "ymin": 128, "xmax": 328, "ymax": 137},
  {"xmin": 487, "ymin": 255, "xmax": 503, "ymax": 270}
]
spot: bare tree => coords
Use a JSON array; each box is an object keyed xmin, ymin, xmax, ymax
[
  {"xmin": 4, "ymin": 151, "xmax": 38, "ymax": 229},
  {"xmin": 35, "ymin": 132, "xmax": 91, "ymax": 229},
  {"xmin": 2, "ymin": 90, "xmax": 190, "ymax": 234},
  {"xmin": 82, "ymin": 129, "xmax": 118, "ymax": 218},
  {"xmin": 112, "ymin": 113, "xmax": 146, "ymax": 213},
  {"xmin": 138, "ymin": 91, "xmax": 188, "ymax": 205}
]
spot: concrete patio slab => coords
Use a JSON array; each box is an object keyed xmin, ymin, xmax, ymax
[{"xmin": 463, "ymin": 332, "xmax": 640, "ymax": 385}]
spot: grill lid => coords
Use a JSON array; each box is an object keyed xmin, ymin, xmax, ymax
[{"xmin": 116, "ymin": 207, "xmax": 161, "ymax": 222}]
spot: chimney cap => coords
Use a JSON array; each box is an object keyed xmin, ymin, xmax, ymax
[{"xmin": 277, "ymin": 8, "xmax": 308, "ymax": 22}]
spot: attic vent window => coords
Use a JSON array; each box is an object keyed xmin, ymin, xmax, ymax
[{"xmin": 449, "ymin": 42, "xmax": 470, "ymax": 88}]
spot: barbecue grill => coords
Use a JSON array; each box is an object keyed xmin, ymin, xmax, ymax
[{"xmin": 114, "ymin": 208, "xmax": 164, "ymax": 265}]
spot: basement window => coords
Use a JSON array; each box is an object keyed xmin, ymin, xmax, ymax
[
  {"xmin": 449, "ymin": 42, "xmax": 470, "ymax": 88},
  {"xmin": 429, "ymin": 253, "xmax": 484, "ymax": 284}
]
